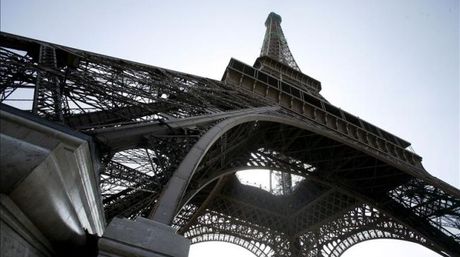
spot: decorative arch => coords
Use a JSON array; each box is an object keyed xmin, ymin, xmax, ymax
[
  {"xmin": 95, "ymin": 110, "xmax": 458, "ymax": 256},
  {"xmin": 189, "ymin": 232, "xmax": 273, "ymax": 257},
  {"xmin": 328, "ymin": 230, "xmax": 436, "ymax": 257},
  {"xmin": 149, "ymin": 112, "xmax": 428, "ymax": 224},
  {"xmin": 143, "ymin": 111, "xmax": 460, "ymax": 256},
  {"xmin": 296, "ymin": 203, "xmax": 439, "ymax": 256},
  {"xmin": 183, "ymin": 203, "xmax": 441, "ymax": 257},
  {"xmin": 338, "ymin": 238, "xmax": 443, "ymax": 257}
]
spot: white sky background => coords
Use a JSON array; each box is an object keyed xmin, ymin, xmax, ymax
[{"xmin": 1, "ymin": 0, "xmax": 458, "ymax": 256}]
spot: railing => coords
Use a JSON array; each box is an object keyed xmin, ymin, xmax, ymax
[{"xmin": 224, "ymin": 58, "xmax": 422, "ymax": 168}]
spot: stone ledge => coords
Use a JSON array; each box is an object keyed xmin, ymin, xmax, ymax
[
  {"xmin": 0, "ymin": 194, "xmax": 54, "ymax": 257},
  {"xmin": 99, "ymin": 218, "xmax": 190, "ymax": 257}
]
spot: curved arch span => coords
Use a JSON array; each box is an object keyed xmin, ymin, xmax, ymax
[
  {"xmin": 149, "ymin": 112, "xmax": 430, "ymax": 224},
  {"xmin": 326, "ymin": 227, "xmax": 441, "ymax": 257},
  {"xmin": 340, "ymin": 238, "xmax": 443, "ymax": 257},
  {"xmin": 149, "ymin": 112, "xmax": 429, "ymax": 225},
  {"xmin": 186, "ymin": 225, "xmax": 439, "ymax": 257},
  {"xmin": 179, "ymin": 165, "xmax": 329, "ymax": 214},
  {"xmin": 189, "ymin": 233, "xmax": 272, "ymax": 257}
]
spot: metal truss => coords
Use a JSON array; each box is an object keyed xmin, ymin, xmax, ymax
[
  {"xmin": 260, "ymin": 12, "xmax": 301, "ymax": 71},
  {"xmin": 0, "ymin": 33, "xmax": 266, "ymax": 128},
  {"xmin": 297, "ymin": 204, "xmax": 434, "ymax": 257},
  {"xmin": 179, "ymin": 175, "xmax": 437, "ymax": 257},
  {"xmin": 1, "ymin": 22, "xmax": 460, "ymax": 257},
  {"xmin": 166, "ymin": 118, "xmax": 456, "ymax": 256},
  {"xmin": 389, "ymin": 178, "xmax": 460, "ymax": 243}
]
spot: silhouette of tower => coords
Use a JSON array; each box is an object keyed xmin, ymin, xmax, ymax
[{"xmin": 0, "ymin": 12, "xmax": 459, "ymax": 257}]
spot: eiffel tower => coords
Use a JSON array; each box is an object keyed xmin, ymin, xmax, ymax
[{"xmin": 0, "ymin": 12, "xmax": 459, "ymax": 257}]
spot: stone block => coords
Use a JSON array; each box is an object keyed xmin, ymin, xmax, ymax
[{"xmin": 98, "ymin": 218, "xmax": 190, "ymax": 257}]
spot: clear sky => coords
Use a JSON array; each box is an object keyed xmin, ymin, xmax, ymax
[{"xmin": 1, "ymin": 0, "xmax": 458, "ymax": 256}]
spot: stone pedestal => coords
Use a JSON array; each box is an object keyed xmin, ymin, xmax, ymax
[
  {"xmin": 98, "ymin": 218, "xmax": 190, "ymax": 257},
  {"xmin": 1, "ymin": 105, "xmax": 105, "ymax": 256},
  {"xmin": 0, "ymin": 195, "xmax": 54, "ymax": 257}
]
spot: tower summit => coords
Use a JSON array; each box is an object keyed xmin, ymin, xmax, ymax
[
  {"xmin": 256, "ymin": 12, "xmax": 323, "ymax": 98},
  {"xmin": 260, "ymin": 12, "xmax": 301, "ymax": 71}
]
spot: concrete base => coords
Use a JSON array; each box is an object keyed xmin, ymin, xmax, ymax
[
  {"xmin": 1, "ymin": 105, "xmax": 105, "ymax": 256},
  {"xmin": 98, "ymin": 218, "xmax": 190, "ymax": 257},
  {"xmin": 0, "ymin": 195, "xmax": 54, "ymax": 257}
]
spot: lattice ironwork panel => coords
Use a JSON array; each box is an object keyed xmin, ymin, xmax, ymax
[
  {"xmin": 389, "ymin": 178, "xmax": 460, "ymax": 242},
  {"xmin": 261, "ymin": 12, "xmax": 301, "ymax": 71},
  {"xmin": 1, "ymin": 30, "xmax": 460, "ymax": 257}
]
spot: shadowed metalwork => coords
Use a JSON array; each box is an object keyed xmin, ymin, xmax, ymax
[
  {"xmin": 261, "ymin": 12, "xmax": 301, "ymax": 71},
  {"xmin": 1, "ymin": 12, "xmax": 459, "ymax": 257}
]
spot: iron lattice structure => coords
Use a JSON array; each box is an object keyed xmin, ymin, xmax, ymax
[
  {"xmin": 260, "ymin": 12, "xmax": 301, "ymax": 72},
  {"xmin": 1, "ymin": 12, "xmax": 460, "ymax": 257}
]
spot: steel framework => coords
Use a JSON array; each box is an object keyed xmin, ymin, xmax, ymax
[
  {"xmin": 261, "ymin": 12, "xmax": 301, "ymax": 72},
  {"xmin": 1, "ymin": 12, "xmax": 459, "ymax": 257}
]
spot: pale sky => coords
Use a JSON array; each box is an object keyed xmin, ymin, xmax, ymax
[{"xmin": 1, "ymin": 0, "xmax": 458, "ymax": 256}]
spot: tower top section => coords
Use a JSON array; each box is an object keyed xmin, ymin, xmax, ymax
[
  {"xmin": 265, "ymin": 12, "xmax": 282, "ymax": 26},
  {"xmin": 256, "ymin": 12, "xmax": 322, "ymax": 96},
  {"xmin": 260, "ymin": 12, "xmax": 300, "ymax": 71}
]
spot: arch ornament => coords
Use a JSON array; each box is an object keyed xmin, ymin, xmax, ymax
[
  {"xmin": 151, "ymin": 112, "xmax": 429, "ymax": 223},
  {"xmin": 152, "ymin": 113, "xmax": 459, "ymax": 256}
]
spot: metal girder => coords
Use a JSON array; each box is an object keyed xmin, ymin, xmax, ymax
[
  {"xmin": 1, "ymin": 25, "xmax": 460, "ymax": 257},
  {"xmin": 91, "ymin": 106, "xmax": 279, "ymax": 151},
  {"xmin": 172, "ymin": 119, "xmax": 459, "ymax": 256}
]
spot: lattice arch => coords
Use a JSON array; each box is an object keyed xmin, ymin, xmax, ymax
[
  {"xmin": 184, "ymin": 218, "xmax": 437, "ymax": 257},
  {"xmin": 165, "ymin": 115, "xmax": 459, "ymax": 256},
  {"xmin": 176, "ymin": 164, "xmax": 442, "ymax": 256},
  {"xmin": 2, "ymin": 31, "xmax": 458, "ymax": 256},
  {"xmin": 328, "ymin": 230, "xmax": 435, "ymax": 257},
  {"xmin": 188, "ymin": 232, "xmax": 274, "ymax": 257},
  {"xmin": 186, "ymin": 232, "xmax": 436, "ymax": 257},
  {"xmin": 298, "ymin": 204, "xmax": 438, "ymax": 257},
  {"xmin": 183, "ymin": 203, "xmax": 439, "ymax": 257}
]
